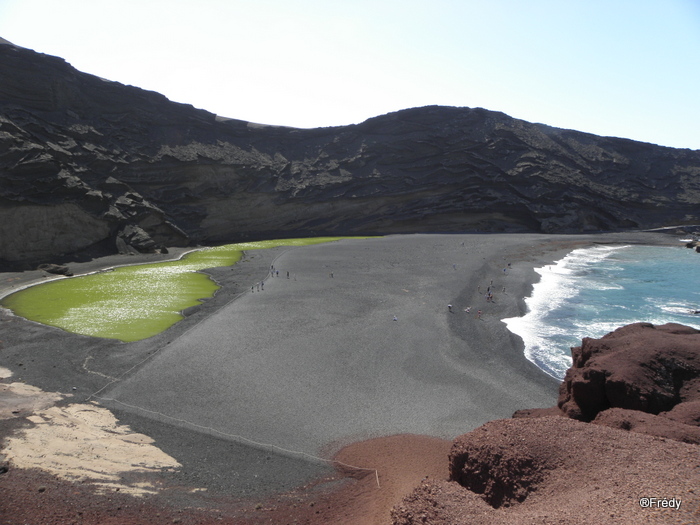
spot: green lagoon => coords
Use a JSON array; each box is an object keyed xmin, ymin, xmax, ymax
[{"xmin": 2, "ymin": 237, "xmax": 359, "ymax": 342}]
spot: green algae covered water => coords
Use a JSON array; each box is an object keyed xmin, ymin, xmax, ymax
[{"xmin": 2, "ymin": 237, "xmax": 358, "ymax": 342}]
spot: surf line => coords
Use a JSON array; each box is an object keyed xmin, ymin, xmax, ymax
[{"xmin": 91, "ymin": 395, "xmax": 381, "ymax": 488}]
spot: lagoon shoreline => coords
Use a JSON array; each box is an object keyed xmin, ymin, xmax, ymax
[{"xmin": 0, "ymin": 231, "xmax": 682, "ymax": 524}]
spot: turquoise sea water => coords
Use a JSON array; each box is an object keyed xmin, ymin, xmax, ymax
[{"xmin": 503, "ymin": 243, "xmax": 700, "ymax": 380}]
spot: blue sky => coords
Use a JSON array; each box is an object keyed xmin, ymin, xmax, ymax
[{"xmin": 1, "ymin": 0, "xmax": 699, "ymax": 149}]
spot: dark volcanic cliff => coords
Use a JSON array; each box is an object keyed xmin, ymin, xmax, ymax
[{"xmin": 2, "ymin": 40, "xmax": 700, "ymax": 267}]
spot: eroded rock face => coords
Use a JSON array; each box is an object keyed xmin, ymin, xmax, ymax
[
  {"xmin": 0, "ymin": 203, "xmax": 110, "ymax": 263},
  {"xmin": 448, "ymin": 421, "xmax": 544, "ymax": 508},
  {"xmin": 2, "ymin": 40, "xmax": 700, "ymax": 267}
]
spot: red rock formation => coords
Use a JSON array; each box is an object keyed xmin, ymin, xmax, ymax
[
  {"xmin": 392, "ymin": 323, "xmax": 700, "ymax": 524},
  {"xmin": 392, "ymin": 417, "xmax": 699, "ymax": 524},
  {"xmin": 514, "ymin": 322, "xmax": 700, "ymax": 443},
  {"xmin": 560, "ymin": 323, "xmax": 700, "ymax": 418}
]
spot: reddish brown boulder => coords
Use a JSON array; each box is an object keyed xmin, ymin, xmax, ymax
[
  {"xmin": 592, "ymin": 407, "xmax": 700, "ymax": 444},
  {"xmin": 558, "ymin": 322, "xmax": 700, "ymax": 421},
  {"xmin": 662, "ymin": 399, "xmax": 700, "ymax": 426}
]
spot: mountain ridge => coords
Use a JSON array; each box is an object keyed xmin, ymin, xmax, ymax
[{"xmin": 1, "ymin": 41, "xmax": 699, "ymax": 268}]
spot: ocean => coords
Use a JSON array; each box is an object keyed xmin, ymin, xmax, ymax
[{"xmin": 503, "ymin": 242, "xmax": 700, "ymax": 380}]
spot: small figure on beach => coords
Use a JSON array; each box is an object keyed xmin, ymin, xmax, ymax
[
  {"xmin": 287, "ymin": 271, "xmax": 290, "ymax": 279},
  {"xmin": 448, "ymin": 304, "xmax": 453, "ymax": 312},
  {"xmin": 453, "ymin": 264, "xmax": 456, "ymax": 270},
  {"xmin": 393, "ymin": 315, "xmax": 398, "ymax": 321},
  {"xmin": 330, "ymin": 272, "xmax": 334, "ymax": 278},
  {"xmin": 477, "ymin": 309, "xmax": 482, "ymax": 319},
  {"xmin": 276, "ymin": 270, "xmax": 279, "ymax": 277},
  {"xmin": 465, "ymin": 306, "xmax": 471, "ymax": 313}
]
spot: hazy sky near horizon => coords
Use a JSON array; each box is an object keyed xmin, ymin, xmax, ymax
[{"xmin": 1, "ymin": 0, "xmax": 699, "ymax": 149}]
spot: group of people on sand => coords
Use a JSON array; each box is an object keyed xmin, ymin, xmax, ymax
[
  {"xmin": 446, "ymin": 256, "xmax": 512, "ymax": 321},
  {"xmin": 254, "ymin": 249, "xmax": 512, "ymax": 326},
  {"xmin": 269, "ymin": 264, "xmax": 290, "ymax": 280},
  {"xmin": 448, "ymin": 303, "xmax": 482, "ymax": 320},
  {"xmin": 251, "ymin": 264, "xmax": 298, "ymax": 293}
]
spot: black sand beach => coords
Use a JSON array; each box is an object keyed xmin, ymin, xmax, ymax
[{"xmin": 0, "ymin": 231, "xmax": 680, "ymax": 519}]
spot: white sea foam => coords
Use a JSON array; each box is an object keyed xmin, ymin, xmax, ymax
[
  {"xmin": 505, "ymin": 244, "xmax": 700, "ymax": 380},
  {"xmin": 503, "ymin": 245, "xmax": 630, "ymax": 380}
]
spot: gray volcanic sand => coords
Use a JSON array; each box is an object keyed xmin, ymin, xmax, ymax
[
  {"xmin": 0, "ymin": 231, "xmax": 678, "ymax": 503},
  {"xmin": 103, "ymin": 234, "xmax": 561, "ymax": 458}
]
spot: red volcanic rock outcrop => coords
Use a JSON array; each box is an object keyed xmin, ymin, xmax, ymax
[
  {"xmin": 558, "ymin": 322, "xmax": 700, "ymax": 422},
  {"xmin": 391, "ymin": 323, "xmax": 700, "ymax": 524},
  {"xmin": 391, "ymin": 417, "xmax": 699, "ymax": 524},
  {"xmin": 515, "ymin": 322, "xmax": 700, "ymax": 443}
]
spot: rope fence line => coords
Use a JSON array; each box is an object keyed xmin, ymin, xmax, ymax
[{"xmin": 94, "ymin": 395, "xmax": 381, "ymax": 488}]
